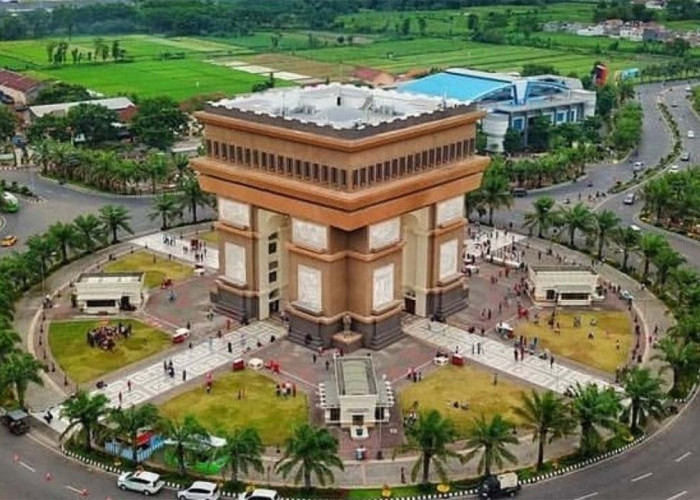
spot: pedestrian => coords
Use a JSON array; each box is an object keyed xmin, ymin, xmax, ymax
[
  {"xmin": 550, "ymin": 356, "xmax": 554, "ymax": 369},
  {"xmin": 493, "ymin": 372, "xmax": 498, "ymax": 386},
  {"xmin": 127, "ymin": 380, "xmax": 132, "ymax": 392},
  {"xmin": 514, "ymin": 348, "xmax": 518, "ymax": 362},
  {"xmin": 471, "ymin": 344, "xmax": 475, "ymax": 355},
  {"xmin": 186, "ymin": 321, "xmax": 191, "ymax": 330},
  {"xmin": 206, "ymin": 382, "xmax": 212, "ymax": 394},
  {"xmin": 169, "ymin": 367, "xmax": 175, "ymax": 378},
  {"xmin": 163, "ymin": 360, "xmax": 168, "ymax": 372},
  {"xmin": 227, "ymin": 341, "xmax": 232, "ymax": 353},
  {"xmin": 400, "ymin": 467, "xmax": 406, "ymax": 484},
  {"xmin": 188, "ymin": 341, "xmax": 193, "ymax": 349},
  {"xmin": 168, "ymin": 360, "xmax": 174, "ymax": 371},
  {"xmin": 312, "ymin": 353, "xmax": 317, "ymax": 364},
  {"xmin": 292, "ymin": 383, "xmax": 297, "ymax": 397},
  {"xmin": 182, "ymin": 369, "xmax": 187, "ymax": 381},
  {"xmin": 208, "ymin": 337, "xmax": 213, "ymax": 351},
  {"xmin": 616, "ymin": 339, "xmax": 620, "ymax": 350},
  {"xmin": 325, "ymin": 360, "xmax": 330, "ymax": 371},
  {"xmin": 118, "ymin": 391, "xmax": 123, "ymax": 405}
]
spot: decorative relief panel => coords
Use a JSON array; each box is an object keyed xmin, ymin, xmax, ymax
[
  {"xmin": 297, "ymin": 265, "xmax": 322, "ymax": 312},
  {"xmin": 369, "ymin": 218, "xmax": 401, "ymax": 250},
  {"xmin": 436, "ymin": 196, "xmax": 464, "ymax": 226},
  {"xmin": 292, "ymin": 219, "xmax": 328, "ymax": 252},
  {"xmin": 373, "ymin": 264, "xmax": 395, "ymax": 310},
  {"xmin": 439, "ymin": 239, "xmax": 459, "ymax": 280},
  {"xmin": 224, "ymin": 242, "xmax": 246, "ymax": 285},
  {"xmin": 219, "ymin": 198, "xmax": 250, "ymax": 229}
]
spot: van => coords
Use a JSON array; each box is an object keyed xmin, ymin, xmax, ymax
[
  {"xmin": 623, "ymin": 193, "xmax": 636, "ymax": 205},
  {"xmin": 512, "ymin": 188, "xmax": 527, "ymax": 198}
]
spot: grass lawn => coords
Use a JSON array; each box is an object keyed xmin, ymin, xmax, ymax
[
  {"xmin": 49, "ymin": 319, "xmax": 171, "ymax": 384},
  {"xmin": 196, "ymin": 230, "xmax": 219, "ymax": 245},
  {"xmin": 515, "ymin": 310, "xmax": 633, "ymax": 374},
  {"xmin": 399, "ymin": 365, "xmax": 530, "ymax": 437},
  {"xmin": 103, "ymin": 250, "xmax": 193, "ymax": 288},
  {"xmin": 159, "ymin": 370, "xmax": 308, "ymax": 445}
]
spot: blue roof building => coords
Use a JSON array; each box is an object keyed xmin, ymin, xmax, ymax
[{"xmin": 398, "ymin": 68, "xmax": 597, "ymax": 152}]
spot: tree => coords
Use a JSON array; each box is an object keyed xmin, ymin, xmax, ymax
[
  {"xmin": 177, "ymin": 174, "xmax": 211, "ymax": 224},
  {"xmin": 638, "ymin": 233, "xmax": 668, "ymax": 281},
  {"xmin": 621, "ymin": 367, "xmax": 665, "ymax": 433},
  {"xmin": 47, "ymin": 221, "xmax": 79, "ymax": 264},
  {"xmin": 0, "ymin": 327, "xmax": 20, "ymax": 362},
  {"xmin": 34, "ymin": 82, "xmax": 91, "ymax": 105},
  {"xmin": 653, "ymin": 246, "xmax": 685, "ymax": 288},
  {"xmin": 131, "ymin": 97, "xmax": 188, "ymax": 149},
  {"xmin": 25, "ymin": 234, "xmax": 57, "ymax": 278},
  {"xmin": 512, "ymin": 390, "xmax": 573, "ymax": 470},
  {"xmin": 139, "ymin": 152, "xmax": 172, "ymax": 194},
  {"xmin": 99, "ymin": 205, "xmax": 133, "ymax": 244},
  {"xmin": 159, "ymin": 415, "xmax": 209, "ymax": 475},
  {"xmin": 596, "ymin": 84, "xmax": 618, "ymax": 118},
  {"xmin": 527, "ymin": 115, "xmax": 552, "ymax": 152},
  {"xmin": 0, "ymin": 352, "xmax": 44, "ymax": 408},
  {"xmin": 503, "ymin": 128, "xmax": 524, "ymax": 154},
  {"xmin": 557, "ymin": 203, "xmax": 594, "ymax": 248},
  {"xmin": 66, "ymin": 103, "xmax": 118, "ymax": 145},
  {"xmin": 275, "ymin": 424, "xmax": 344, "ymax": 490},
  {"xmin": 464, "ymin": 414, "xmax": 518, "ymax": 477},
  {"xmin": 150, "ymin": 193, "xmax": 180, "ymax": 230},
  {"xmin": 653, "ymin": 336, "xmax": 700, "ymax": 397},
  {"xmin": 221, "ymin": 427, "xmax": 265, "ymax": 484},
  {"xmin": 0, "ymin": 106, "xmax": 18, "ymax": 143},
  {"xmin": 479, "ymin": 169, "xmax": 512, "ymax": 226},
  {"xmin": 109, "ymin": 404, "xmax": 159, "ymax": 462},
  {"xmin": 60, "ymin": 390, "xmax": 110, "ymax": 452},
  {"xmin": 570, "ymin": 383, "xmax": 622, "ymax": 456},
  {"xmin": 612, "ymin": 226, "xmax": 640, "ymax": 271},
  {"xmin": 593, "ymin": 210, "xmax": 620, "ymax": 260},
  {"xmin": 73, "ymin": 214, "xmax": 104, "ymax": 253},
  {"xmin": 401, "ymin": 409, "xmax": 460, "ymax": 484},
  {"xmin": 523, "ymin": 196, "xmax": 555, "ymax": 238}
]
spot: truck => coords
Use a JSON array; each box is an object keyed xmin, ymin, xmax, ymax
[{"xmin": 479, "ymin": 472, "xmax": 521, "ymax": 499}]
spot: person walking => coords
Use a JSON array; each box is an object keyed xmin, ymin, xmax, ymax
[
  {"xmin": 493, "ymin": 372, "xmax": 498, "ymax": 386},
  {"xmin": 127, "ymin": 380, "xmax": 132, "ymax": 392},
  {"xmin": 182, "ymin": 369, "xmax": 187, "ymax": 382},
  {"xmin": 118, "ymin": 391, "xmax": 123, "ymax": 406}
]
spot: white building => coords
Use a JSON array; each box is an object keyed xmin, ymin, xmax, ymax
[
  {"xmin": 577, "ymin": 25, "xmax": 605, "ymax": 37},
  {"xmin": 74, "ymin": 272, "xmax": 145, "ymax": 315},
  {"xmin": 319, "ymin": 357, "xmax": 394, "ymax": 433},
  {"xmin": 527, "ymin": 266, "xmax": 602, "ymax": 306}
]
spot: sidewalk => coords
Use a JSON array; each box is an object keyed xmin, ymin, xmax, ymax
[{"xmin": 131, "ymin": 231, "xmax": 218, "ymax": 269}]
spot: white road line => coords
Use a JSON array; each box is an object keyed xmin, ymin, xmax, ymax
[
  {"xmin": 18, "ymin": 461, "xmax": 36, "ymax": 472},
  {"xmin": 666, "ymin": 491, "xmax": 688, "ymax": 500},
  {"xmin": 631, "ymin": 472, "xmax": 653, "ymax": 482},
  {"xmin": 573, "ymin": 493, "xmax": 599, "ymax": 500},
  {"xmin": 675, "ymin": 451, "xmax": 692, "ymax": 463},
  {"xmin": 65, "ymin": 486, "xmax": 83, "ymax": 494}
]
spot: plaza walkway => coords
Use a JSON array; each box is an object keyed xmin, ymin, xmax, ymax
[
  {"xmin": 405, "ymin": 318, "xmax": 613, "ymax": 394},
  {"xmin": 131, "ymin": 232, "xmax": 219, "ymax": 269},
  {"xmin": 92, "ymin": 321, "xmax": 286, "ymax": 408}
]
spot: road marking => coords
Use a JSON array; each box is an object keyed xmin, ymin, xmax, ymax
[
  {"xmin": 65, "ymin": 486, "xmax": 83, "ymax": 494},
  {"xmin": 666, "ymin": 491, "xmax": 687, "ymax": 500},
  {"xmin": 631, "ymin": 472, "xmax": 653, "ymax": 482},
  {"xmin": 675, "ymin": 451, "xmax": 692, "ymax": 462},
  {"xmin": 18, "ymin": 461, "xmax": 36, "ymax": 472},
  {"xmin": 573, "ymin": 493, "xmax": 599, "ymax": 500}
]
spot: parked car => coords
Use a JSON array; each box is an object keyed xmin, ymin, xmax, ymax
[
  {"xmin": 479, "ymin": 472, "xmax": 521, "ymax": 499},
  {"xmin": 117, "ymin": 471, "xmax": 164, "ymax": 496},
  {"xmin": 0, "ymin": 408, "xmax": 30, "ymax": 435},
  {"xmin": 686, "ymin": 85, "xmax": 693, "ymax": 92},
  {"xmin": 178, "ymin": 481, "xmax": 220, "ymax": 500},
  {"xmin": 1, "ymin": 235, "xmax": 17, "ymax": 247},
  {"xmin": 619, "ymin": 289, "xmax": 634, "ymax": 302},
  {"xmin": 671, "ymin": 101, "xmax": 679, "ymax": 107},
  {"xmin": 623, "ymin": 192, "xmax": 636, "ymax": 205},
  {"xmin": 632, "ymin": 161, "xmax": 644, "ymax": 172},
  {"xmin": 681, "ymin": 152, "xmax": 691, "ymax": 161},
  {"xmin": 512, "ymin": 187, "xmax": 527, "ymax": 198},
  {"xmin": 630, "ymin": 224, "xmax": 641, "ymax": 232},
  {"xmin": 669, "ymin": 165, "xmax": 681, "ymax": 174},
  {"xmin": 688, "ymin": 130, "xmax": 695, "ymax": 139},
  {"xmin": 238, "ymin": 489, "xmax": 280, "ymax": 500}
]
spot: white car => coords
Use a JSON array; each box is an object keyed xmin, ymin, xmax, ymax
[
  {"xmin": 630, "ymin": 224, "xmax": 641, "ymax": 232},
  {"xmin": 238, "ymin": 489, "xmax": 280, "ymax": 500},
  {"xmin": 632, "ymin": 161, "xmax": 644, "ymax": 172},
  {"xmin": 117, "ymin": 471, "xmax": 164, "ymax": 496},
  {"xmin": 686, "ymin": 85, "xmax": 692, "ymax": 92},
  {"xmin": 178, "ymin": 481, "xmax": 220, "ymax": 500},
  {"xmin": 669, "ymin": 165, "xmax": 681, "ymax": 174},
  {"xmin": 688, "ymin": 130, "xmax": 695, "ymax": 138},
  {"xmin": 623, "ymin": 193, "xmax": 636, "ymax": 205}
]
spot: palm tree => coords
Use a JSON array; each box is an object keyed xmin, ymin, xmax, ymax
[
  {"xmin": 400, "ymin": 409, "xmax": 460, "ymax": 484},
  {"xmin": 139, "ymin": 152, "xmax": 172, "ymax": 194},
  {"xmin": 621, "ymin": 367, "xmax": 665, "ymax": 433},
  {"xmin": 108, "ymin": 404, "xmax": 159, "ymax": 462},
  {"xmin": 0, "ymin": 352, "xmax": 45, "ymax": 408},
  {"xmin": 671, "ymin": 267, "xmax": 699, "ymax": 310},
  {"xmin": 464, "ymin": 191, "xmax": 483, "ymax": 222},
  {"xmin": 637, "ymin": 233, "xmax": 667, "ymax": 281},
  {"xmin": 464, "ymin": 414, "xmax": 518, "ymax": 477},
  {"xmin": 159, "ymin": 415, "xmax": 209, "ymax": 475},
  {"xmin": 557, "ymin": 203, "xmax": 594, "ymax": 248},
  {"xmin": 612, "ymin": 226, "xmax": 640, "ymax": 271},
  {"xmin": 60, "ymin": 390, "xmax": 110, "ymax": 452},
  {"xmin": 221, "ymin": 427, "xmax": 265, "ymax": 484},
  {"xmin": 171, "ymin": 153, "xmax": 191, "ymax": 180},
  {"xmin": 641, "ymin": 178, "xmax": 671, "ymax": 223},
  {"xmin": 275, "ymin": 423, "xmax": 344, "ymax": 490},
  {"xmin": 523, "ymin": 196, "xmax": 555, "ymax": 238},
  {"xmin": 479, "ymin": 171, "xmax": 512, "ymax": 226},
  {"xmin": 512, "ymin": 390, "xmax": 573, "ymax": 470},
  {"xmin": 653, "ymin": 246, "xmax": 685, "ymax": 288},
  {"xmin": 73, "ymin": 214, "xmax": 105, "ymax": 253},
  {"xmin": 99, "ymin": 205, "xmax": 133, "ymax": 244},
  {"xmin": 177, "ymin": 174, "xmax": 211, "ymax": 224},
  {"xmin": 47, "ymin": 221, "xmax": 79, "ymax": 264},
  {"xmin": 570, "ymin": 383, "xmax": 622, "ymax": 456},
  {"xmin": 26, "ymin": 234, "xmax": 57, "ymax": 277},
  {"xmin": 150, "ymin": 193, "xmax": 180, "ymax": 230},
  {"xmin": 0, "ymin": 326, "xmax": 20, "ymax": 362},
  {"xmin": 653, "ymin": 336, "xmax": 700, "ymax": 397},
  {"xmin": 593, "ymin": 210, "xmax": 620, "ymax": 260}
]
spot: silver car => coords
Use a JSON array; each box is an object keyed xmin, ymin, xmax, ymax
[{"xmin": 178, "ymin": 481, "xmax": 220, "ymax": 500}]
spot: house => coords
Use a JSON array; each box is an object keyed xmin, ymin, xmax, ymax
[
  {"xmin": 398, "ymin": 68, "xmax": 596, "ymax": 153},
  {"xmin": 527, "ymin": 266, "xmax": 602, "ymax": 306},
  {"xmin": 576, "ymin": 25, "xmax": 605, "ymax": 37},
  {"xmin": 351, "ymin": 67, "xmax": 396, "ymax": 87},
  {"xmin": 619, "ymin": 25, "xmax": 644, "ymax": 42},
  {"xmin": 0, "ymin": 69, "xmax": 42, "ymax": 104},
  {"xmin": 73, "ymin": 272, "xmax": 145, "ymax": 315},
  {"xmin": 28, "ymin": 97, "xmax": 137, "ymax": 123}
]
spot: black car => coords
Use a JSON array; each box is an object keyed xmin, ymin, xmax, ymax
[{"xmin": 1, "ymin": 408, "xmax": 30, "ymax": 435}]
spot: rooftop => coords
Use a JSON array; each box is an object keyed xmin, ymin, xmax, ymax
[
  {"xmin": 336, "ymin": 357, "xmax": 378, "ymax": 396},
  {"xmin": 399, "ymin": 69, "xmax": 513, "ymax": 102},
  {"xmin": 0, "ymin": 69, "xmax": 41, "ymax": 92},
  {"xmin": 530, "ymin": 266, "xmax": 597, "ymax": 275},
  {"xmin": 78, "ymin": 272, "xmax": 144, "ymax": 284},
  {"xmin": 30, "ymin": 97, "xmax": 135, "ymax": 118},
  {"xmin": 204, "ymin": 83, "xmax": 476, "ymax": 139}
]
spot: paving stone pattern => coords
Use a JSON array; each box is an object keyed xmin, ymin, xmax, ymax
[
  {"xmin": 404, "ymin": 318, "xmax": 613, "ymax": 394},
  {"xmin": 131, "ymin": 232, "xmax": 219, "ymax": 269}
]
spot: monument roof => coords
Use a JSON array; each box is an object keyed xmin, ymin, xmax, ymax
[{"xmin": 335, "ymin": 357, "xmax": 378, "ymax": 396}]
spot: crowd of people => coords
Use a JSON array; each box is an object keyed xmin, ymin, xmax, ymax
[{"xmin": 86, "ymin": 322, "xmax": 132, "ymax": 351}]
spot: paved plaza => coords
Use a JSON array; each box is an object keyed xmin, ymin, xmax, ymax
[
  {"xmin": 131, "ymin": 232, "xmax": 219, "ymax": 269},
  {"xmin": 404, "ymin": 318, "xmax": 613, "ymax": 394},
  {"xmin": 465, "ymin": 227, "xmax": 526, "ymax": 263}
]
